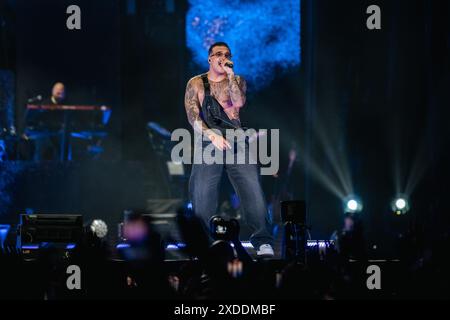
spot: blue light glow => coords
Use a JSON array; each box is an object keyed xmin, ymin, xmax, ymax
[
  {"xmin": 0, "ymin": 162, "xmax": 24, "ymax": 215},
  {"xmin": 21, "ymin": 244, "xmax": 39, "ymax": 250},
  {"xmin": 116, "ymin": 242, "xmax": 187, "ymax": 250},
  {"xmin": 116, "ymin": 243, "xmax": 131, "ymax": 249},
  {"xmin": 20, "ymin": 243, "xmax": 77, "ymax": 250},
  {"xmin": 0, "ymin": 224, "xmax": 10, "ymax": 247},
  {"xmin": 186, "ymin": 0, "xmax": 301, "ymax": 90}
]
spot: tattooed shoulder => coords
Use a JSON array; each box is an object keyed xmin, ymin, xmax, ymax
[
  {"xmin": 185, "ymin": 76, "xmax": 201, "ymax": 98},
  {"xmin": 187, "ymin": 76, "xmax": 202, "ymax": 89}
]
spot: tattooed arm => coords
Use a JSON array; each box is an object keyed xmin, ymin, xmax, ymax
[
  {"xmin": 184, "ymin": 77, "xmax": 210, "ymax": 134},
  {"xmin": 228, "ymin": 75, "xmax": 247, "ymax": 108}
]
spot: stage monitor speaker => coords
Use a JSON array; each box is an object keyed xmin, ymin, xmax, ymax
[{"xmin": 17, "ymin": 214, "xmax": 83, "ymax": 246}]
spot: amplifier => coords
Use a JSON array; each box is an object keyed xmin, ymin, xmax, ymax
[{"xmin": 17, "ymin": 214, "xmax": 83, "ymax": 246}]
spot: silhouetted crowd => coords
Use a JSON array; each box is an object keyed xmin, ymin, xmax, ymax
[{"xmin": 0, "ymin": 210, "xmax": 449, "ymax": 300}]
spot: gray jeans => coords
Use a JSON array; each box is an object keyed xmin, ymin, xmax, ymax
[{"xmin": 189, "ymin": 140, "xmax": 274, "ymax": 249}]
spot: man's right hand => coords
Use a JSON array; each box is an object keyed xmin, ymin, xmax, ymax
[{"xmin": 208, "ymin": 132, "xmax": 231, "ymax": 151}]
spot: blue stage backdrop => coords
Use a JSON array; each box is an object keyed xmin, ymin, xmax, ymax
[{"xmin": 186, "ymin": 0, "xmax": 301, "ymax": 90}]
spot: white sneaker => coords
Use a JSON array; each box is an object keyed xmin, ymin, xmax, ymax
[{"xmin": 256, "ymin": 244, "xmax": 274, "ymax": 257}]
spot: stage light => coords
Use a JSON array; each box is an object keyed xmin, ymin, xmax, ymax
[
  {"xmin": 391, "ymin": 196, "xmax": 410, "ymax": 215},
  {"xmin": 347, "ymin": 200, "xmax": 358, "ymax": 211},
  {"xmin": 395, "ymin": 198, "xmax": 406, "ymax": 210},
  {"xmin": 84, "ymin": 219, "xmax": 108, "ymax": 250},
  {"xmin": 89, "ymin": 219, "xmax": 108, "ymax": 239},
  {"xmin": 344, "ymin": 196, "xmax": 363, "ymax": 213}
]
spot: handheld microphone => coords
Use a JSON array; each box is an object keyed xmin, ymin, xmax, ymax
[{"xmin": 225, "ymin": 62, "xmax": 234, "ymax": 68}]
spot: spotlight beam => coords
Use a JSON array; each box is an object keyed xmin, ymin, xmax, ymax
[
  {"xmin": 301, "ymin": 151, "xmax": 346, "ymax": 199},
  {"xmin": 315, "ymin": 122, "xmax": 353, "ymax": 196},
  {"xmin": 405, "ymin": 140, "xmax": 429, "ymax": 196}
]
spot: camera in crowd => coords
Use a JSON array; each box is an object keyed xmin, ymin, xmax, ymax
[{"xmin": 209, "ymin": 215, "xmax": 239, "ymax": 241}]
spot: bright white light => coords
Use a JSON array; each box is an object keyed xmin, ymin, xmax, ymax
[
  {"xmin": 347, "ymin": 200, "xmax": 358, "ymax": 211},
  {"xmin": 392, "ymin": 196, "xmax": 409, "ymax": 214},
  {"xmin": 344, "ymin": 196, "xmax": 363, "ymax": 213},
  {"xmin": 90, "ymin": 219, "xmax": 108, "ymax": 238},
  {"xmin": 395, "ymin": 198, "xmax": 406, "ymax": 210}
]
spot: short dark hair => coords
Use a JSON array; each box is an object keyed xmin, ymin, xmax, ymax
[{"xmin": 208, "ymin": 42, "xmax": 231, "ymax": 56}]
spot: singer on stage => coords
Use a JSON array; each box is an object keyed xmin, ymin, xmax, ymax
[{"xmin": 184, "ymin": 42, "xmax": 274, "ymax": 257}]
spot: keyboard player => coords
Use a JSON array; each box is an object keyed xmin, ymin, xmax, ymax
[
  {"xmin": 24, "ymin": 82, "xmax": 111, "ymax": 161},
  {"xmin": 27, "ymin": 82, "xmax": 69, "ymax": 161},
  {"xmin": 44, "ymin": 82, "xmax": 67, "ymax": 105}
]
